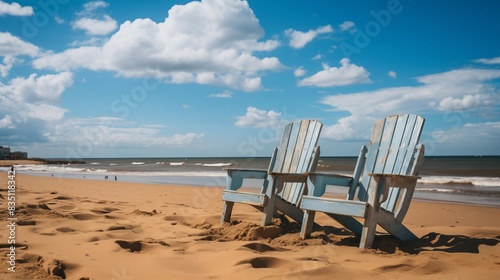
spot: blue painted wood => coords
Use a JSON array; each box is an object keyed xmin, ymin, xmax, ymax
[
  {"xmin": 221, "ymin": 119, "xmax": 323, "ymax": 225},
  {"xmin": 222, "ymin": 191, "xmax": 266, "ymax": 206},
  {"xmin": 301, "ymin": 197, "xmax": 366, "ymax": 217},
  {"xmin": 300, "ymin": 114, "xmax": 425, "ymax": 249}
]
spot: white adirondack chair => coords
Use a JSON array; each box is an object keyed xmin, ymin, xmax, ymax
[
  {"xmin": 300, "ymin": 114, "xmax": 425, "ymax": 248},
  {"xmin": 221, "ymin": 120, "xmax": 323, "ymax": 226}
]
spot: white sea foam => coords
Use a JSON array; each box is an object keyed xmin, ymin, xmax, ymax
[
  {"xmin": 132, "ymin": 162, "xmax": 145, "ymax": 165},
  {"xmin": 156, "ymin": 162, "xmax": 165, "ymax": 165},
  {"xmin": 203, "ymin": 163, "xmax": 232, "ymax": 167},
  {"xmin": 416, "ymin": 188, "xmax": 455, "ymax": 193},
  {"xmin": 169, "ymin": 162, "xmax": 184, "ymax": 166},
  {"xmin": 419, "ymin": 176, "xmax": 500, "ymax": 187},
  {"xmin": 91, "ymin": 162, "xmax": 100, "ymax": 165}
]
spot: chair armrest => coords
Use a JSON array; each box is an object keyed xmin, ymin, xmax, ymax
[
  {"xmin": 306, "ymin": 172, "xmax": 354, "ymax": 197},
  {"xmin": 267, "ymin": 172, "xmax": 309, "ymax": 183},
  {"xmin": 368, "ymin": 173, "xmax": 420, "ymax": 189},
  {"xmin": 225, "ymin": 169, "xmax": 268, "ymax": 191},
  {"xmin": 368, "ymin": 173, "xmax": 420, "ymax": 204}
]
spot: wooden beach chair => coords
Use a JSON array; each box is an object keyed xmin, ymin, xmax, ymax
[
  {"xmin": 300, "ymin": 114, "xmax": 425, "ymax": 248},
  {"xmin": 221, "ymin": 120, "xmax": 323, "ymax": 226}
]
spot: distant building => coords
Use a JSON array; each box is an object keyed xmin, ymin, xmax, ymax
[
  {"xmin": 0, "ymin": 146, "xmax": 11, "ymax": 160},
  {"xmin": 11, "ymin": 151, "xmax": 28, "ymax": 160}
]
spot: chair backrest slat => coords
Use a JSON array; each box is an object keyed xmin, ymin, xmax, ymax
[
  {"xmin": 357, "ymin": 115, "xmax": 425, "ymax": 212},
  {"xmin": 274, "ymin": 120, "xmax": 323, "ymax": 205}
]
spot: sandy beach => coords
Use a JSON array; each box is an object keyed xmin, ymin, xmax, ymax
[{"xmin": 0, "ymin": 172, "xmax": 499, "ymax": 280}]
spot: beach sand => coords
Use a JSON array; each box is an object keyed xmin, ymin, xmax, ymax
[{"xmin": 0, "ymin": 173, "xmax": 499, "ymax": 279}]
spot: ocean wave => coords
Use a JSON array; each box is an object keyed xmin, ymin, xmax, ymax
[
  {"xmin": 122, "ymin": 171, "xmax": 226, "ymax": 177},
  {"xmin": 12, "ymin": 164, "xmax": 87, "ymax": 173},
  {"xmin": 91, "ymin": 162, "xmax": 100, "ymax": 165},
  {"xmin": 156, "ymin": 162, "xmax": 165, "ymax": 165},
  {"xmin": 86, "ymin": 168, "xmax": 108, "ymax": 173},
  {"xmin": 169, "ymin": 162, "xmax": 184, "ymax": 166},
  {"xmin": 202, "ymin": 163, "xmax": 232, "ymax": 167},
  {"xmin": 419, "ymin": 176, "xmax": 500, "ymax": 187},
  {"xmin": 131, "ymin": 162, "xmax": 145, "ymax": 165}
]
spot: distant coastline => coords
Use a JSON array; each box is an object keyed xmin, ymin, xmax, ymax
[{"xmin": 0, "ymin": 158, "xmax": 86, "ymax": 167}]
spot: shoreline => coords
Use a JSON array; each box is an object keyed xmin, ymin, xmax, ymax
[
  {"xmin": 0, "ymin": 172, "xmax": 499, "ymax": 279},
  {"xmin": 10, "ymin": 169, "xmax": 500, "ymax": 208}
]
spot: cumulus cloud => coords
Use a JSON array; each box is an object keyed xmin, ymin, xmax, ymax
[
  {"xmin": 46, "ymin": 117, "xmax": 205, "ymax": 148},
  {"xmin": 285, "ymin": 25, "xmax": 333, "ymax": 49},
  {"xmin": 339, "ymin": 21, "xmax": 355, "ymax": 32},
  {"xmin": 72, "ymin": 1, "xmax": 117, "ymax": 35},
  {"xmin": 0, "ymin": 1, "xmax": 33, "ymax": 16},
  {"xmin": 388, "ymin": 70, "xmax": 397, "ymax": 78},
  {"xmin": 431, "ymin": 122, "xmax": 500, "ymax": 155},
  {"xmin": 0, "ymin": 32, "xmax": 39, "ymax": 57},
  {"xmin": 437, "ymin": 95, "xmax": 491, "ymax": 111},
  {"xmin": 294, "ymin": 66, "xmax": 306, "ymax": 77},
  {"xmin": 235, "ymin": 106, "xmax": 287, "ymax": 130},
  {"xmin": 34, "ymin": 0, "xmax": 283, "ymax": 91},
  {"xmin": 0, "ymin": 115, "xmax": 14, "ymax": 128},
  {"xmin": 474, "ymin": 56, "xmax": 500, "ymax": 65},
  {"xmin": 298, "ymin": 58, "xmax": 371, "ymax": 87},
  {"xmin": 0, "ymin": 72, "xmax": 74, "ymax": 144},
  {"xmin": 0, "ymin": 32, "xmax": 40, "ymax": 77},
  {"xmin": 73, "ymin": 15, "xmax": 118, "ymax": 35},
  {"xmin": 320, "ymin": 68, "xmax": 500, "ymax": 141},
  {"xmin": 0, "ymin": 72, "xmax": 73, "ymax": 123}
]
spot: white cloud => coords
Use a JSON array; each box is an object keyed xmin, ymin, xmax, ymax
[
  {"xmin": 235, "ymin": 106, "xmax": 287, "ymax": 130},
  {"xmin": 0, "ymin": 32, "xmax": 40, "ymax": 77},
  {"xmin": 298, "ymin": 58, "xmax": 371, "ymax": 87},
  {"xmin": 25, "ymin": 103, "xmax": 68, "ymax": 121},
  {"xmin": 73, "ymin": 15, "xmax": 118, "ymax": 35},
  {"xmin": 437, "ymin": 94, "xmax": 491, "ymax": 111},
  {"xmin": 72, "ymin": 1, "xmax": 117, "ymax": 35},
  {"xmin": 388, "ymin": 70, "xmax": 397, "ymax": 78},
  {"xmin": 34, "ymin": 0, "xmax": 282, "ymax": 91},
  {"xmin": 285, "ymin": 25, "xmax": 333, "ymax": 49},
  {"xmin": 8, "ymin": 72, "xmax": 74, "ymax": 103},
  {"xmin": 55, "ymin": 15, "xmax": 64, "ymax": 24},
  {"xmin": 0, "ymin": 72, "xmax": 73, "ymax": 144},
  {"xmin": 0, "ymin": 32, "xmax": 39, "ymax": 57},
  {"xmin": 312, "ymin": 54, "xmax": 322, "ymax": 60},
  {"xmin": 339, "ymin": 21, "xmax": 355, "ymax": 32},
  {"xmin": 0, "ymin": 1, "xmax": 33, "ymax": 16},
  {"xmin": 208, "ymin": 90, "xmax": 233, "ymax": 98},
  {"xmin": 320, "ymin": 68, "xmax": 500, "ymax": 143},
  {"xmin": 83, "ymin": 1, "xmax": 109, "ymax": 12},
  {"xmin": 0, "ymin": 115, "xmax": 14, "ymax": 128},
  {"xmin": 46, "ymin": 117, "xmax": 204, "ymax": 148},
  {"xmin": 430, "ymin": 122, "xmax": 500, "ymax": 155},
  {"xmin": 294, "ymin": 66, "xmax": 306, "ymax": 77},
  {"xmin": 474, "ymin": 56, "xmax": 500, "ymax": 65}
]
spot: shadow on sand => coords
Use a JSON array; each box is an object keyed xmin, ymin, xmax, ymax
[{"xmin": 327, "ymin": 231, "xmax": 500, "ymax": 254}]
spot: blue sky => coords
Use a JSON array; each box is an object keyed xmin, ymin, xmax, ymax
[{"xmin": 0, "ymin": 0, "xmax": 499, "ymax": 158}]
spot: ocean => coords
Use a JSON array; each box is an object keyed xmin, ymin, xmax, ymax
[{"xmin": 4, "ymin": 156, "xmax": 500, "ymax": 207}]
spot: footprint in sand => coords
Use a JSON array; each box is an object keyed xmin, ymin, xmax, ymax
[
  {"xmin": 236, "ymin": 256, "xmax": 290, "ymax": 269},
  {"xmin": 115, "ymin": 240, "xmax": 142, "ymax": 252},
  {"xmin": 240, "ymin": 242, "xmax": 288, "ymax": 253}
]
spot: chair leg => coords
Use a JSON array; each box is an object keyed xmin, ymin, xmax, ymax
[
  {"xmin": 221, "ymin": 201, "xmax": 234, "ymax": 224},
  {"xmin": 261, "ymin": 177, "xmax": 280, "ymax": 226},
  {"xmin": 360, "ymin": 205, "xmax": 379, "ymax": 249},
  {"xmin": 261, "ymin": 195, "xmax": 275, "ymax": 226},
  {"xmin": 300, "ymin": 210, "xmax": 316, "ymax": 239}
]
